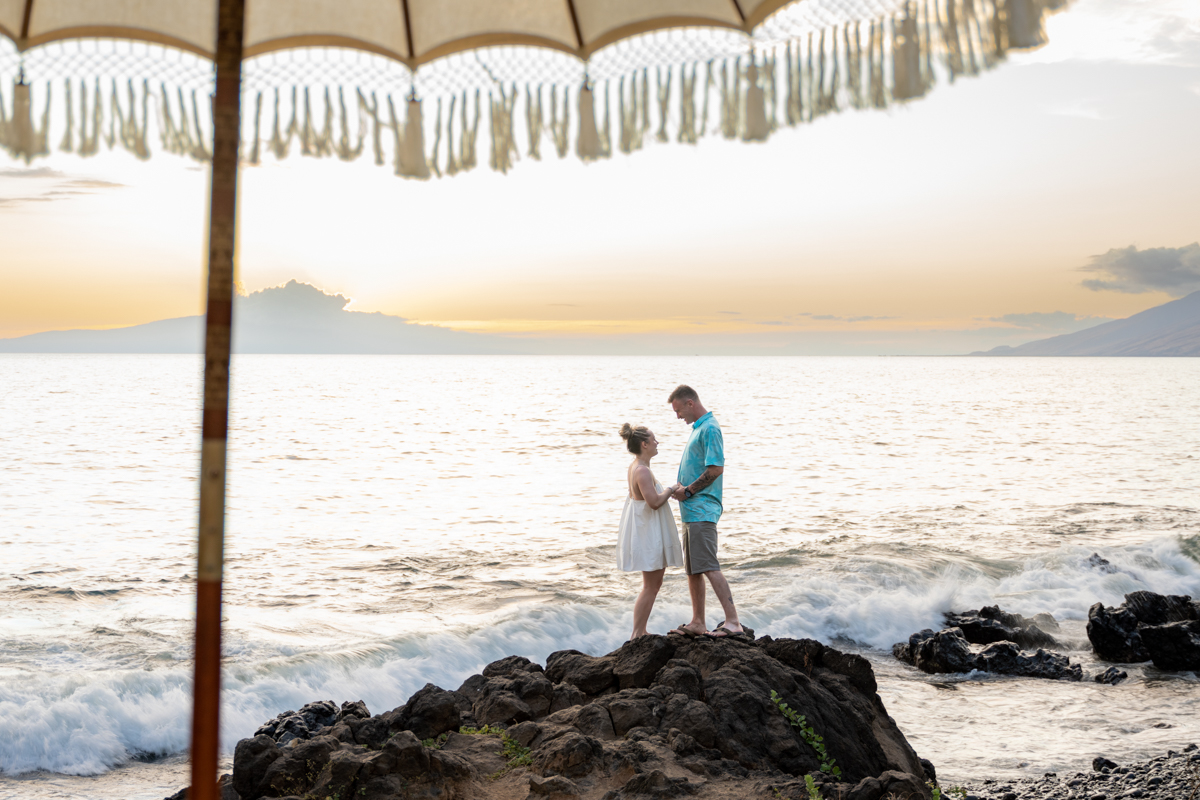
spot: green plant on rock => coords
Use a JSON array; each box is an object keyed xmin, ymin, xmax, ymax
[
  {"xmin": 454, "ymin": 724, "xmax": 532, "ymax": 780},
  {"xmin": 804, "ymin": 773, "xmax": 823, "ymax": 799},
  {"xmin": 769, "ymin": 690, "xmax": 841, "ymax": 778},
  {"xmin": 421, "ymin": 732, "xmax": 449, "ymax": 750},
  {"xmin": 928, "ymin": 780, "xmax": 968, "ymax": 800}
]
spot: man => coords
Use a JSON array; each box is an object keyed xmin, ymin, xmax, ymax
[{"xmin": 668, "ymin": 385, "xmax": 744, "ymax": 638}]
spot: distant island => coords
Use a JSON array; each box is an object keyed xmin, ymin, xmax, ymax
[
  {"xmin": 971, "ymin": 291, "xmax": 1200, "ymax": 356},
  {"xmin": 0, "ymin": 281, "xmax": 525, "ymax": 355}
]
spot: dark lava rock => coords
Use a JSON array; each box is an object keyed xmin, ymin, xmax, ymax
[
  {"xmin": 1093, "ymin": 756, "xmax": 1118, "ymax": 771},
  {"xmin": 1088, "ymin": 591, "xmax": 1200, "ymax": 665},
  {"xmin": 614, "ymin": 769, "xmax": 698, "ymax": 797},
  {"xmin": 1094, "ymin": 666, "xmax": 1128, "ymax": 685},
  {"xmin": 228, "ymin": 636, "xmax": 932, "ymax": 800},
  {"xmin": 944, "ymin": 605, "xmax": 1061, "ymax": 650},
  {"xmin": 253, "ymin": 700, "xmax": 339, "ymax": 745},
  {"xmin": 483, "ymin": 654, "xmax": 545, "ymax": 677},
  {"xmin": 612, "ymin": 635, "xmax": 677, "ymax": 690},
  {"xmin": 390, "ymin": 682, "xmax": 466, "ymax": 740},
  {"xmin": 895, "ymin": 628, "xmax": 1081, "ymax": 680},
  {"xmin": 546, "ymin": 650, "xmax": 618, "ymax": 695},
  {"xmin": 1138, "ymin": 619, "xmax": 1200, "ymax": 670}
]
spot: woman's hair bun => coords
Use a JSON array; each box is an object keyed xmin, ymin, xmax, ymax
[{"xmin": 619, "ymin": 422, "xmax": 634, "ymax": 440}]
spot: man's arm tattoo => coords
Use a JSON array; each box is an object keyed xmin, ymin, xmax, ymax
[{"xmin": 687, "ymin": 467, "xmax": 720, "ymax": 495}]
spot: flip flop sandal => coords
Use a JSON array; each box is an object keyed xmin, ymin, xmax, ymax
[
  {"xmin": 706, "ymin": 624, "xmax": 748, "ymax": 640},
  {"xmin": 670, "ymin": 624, "xmax": 705, "ymax": 639}
]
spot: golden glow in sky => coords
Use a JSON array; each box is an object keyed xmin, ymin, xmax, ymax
[{"xmin": 1, "ymin": 0, "xmax": 1198, "ymax": 354}]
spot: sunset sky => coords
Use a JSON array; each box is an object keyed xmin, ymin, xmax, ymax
[{"xmin": 1, "ymin": 0, "xmax": 1198, "ymax": 354}]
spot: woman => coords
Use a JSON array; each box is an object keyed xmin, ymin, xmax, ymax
[{"xmin": 617, "ymin": 423, "xmax": 684, "ymax": 639}]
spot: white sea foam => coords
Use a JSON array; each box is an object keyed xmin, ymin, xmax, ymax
[{"xmin": 3, "ymin": 536, "xmax": 1196, "ymax": 777}]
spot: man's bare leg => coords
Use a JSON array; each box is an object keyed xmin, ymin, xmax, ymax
[
  {"xmin": 704, "ymin": 570, "xmax": 742, "ymax": 633},
  {"xmin": 679, "ymin": 572, "xmax": 707, "ymax": 635}
]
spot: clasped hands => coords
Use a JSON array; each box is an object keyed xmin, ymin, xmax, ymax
[{"xmin": 670, "ymin": 483, "xmax": 687, "ymax": 501}]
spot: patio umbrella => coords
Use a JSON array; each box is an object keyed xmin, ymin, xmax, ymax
[{"xmin": 0, "ymin": 2, "xmax": 1068, "ymax": 798}]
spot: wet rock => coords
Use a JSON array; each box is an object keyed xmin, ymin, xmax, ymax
[
  {"xmin": 612, "ymin": 635, "xmax": 677, "ymax": 690},
  {"xmin": 975, "ymin": 642, "xmax": 1082, "ymax": 681},
  {"xmin": 546, "ymin": 650, "xmax": 618, "ymax": 695},
  {"xmin": 1094, "ymin": 666, "xmax": 1129, "ymax": 685},
  {"xmin": 900, "ymin": 628, "xmax": 979, "ymax": 674},
  {"xmin": 944, "ymin": 606, "xmax": 1061, "ymax": 650},
  {"xmin": 1087, "ymin": 553, "xmax": 1118, "ymax": 573},
  {"xmin": 1093, "ymin": 757, "xmax": 1118, "ymax": 771},
  {"xmin": 1088, "ymin": 601, "xmax": 1149, "ymax": 662},
  {"xmin": 1088, "ymin": 592, "xmax": 1199, "ymax": 665},
  {"xmin": 896, "ymin": 628, "xmax": 1081, "ymax": 680},
  {"xmin": 1138, "ymin": 619, "xmax": 1200, "ymax": 670}
]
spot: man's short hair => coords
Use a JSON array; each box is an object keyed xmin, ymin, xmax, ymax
[{"xmin": 668, "ymin": 385, "xmax": 699, "ymax": 404}]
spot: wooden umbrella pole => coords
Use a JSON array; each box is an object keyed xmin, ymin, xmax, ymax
[{"xmin": 192, "ymin": 1, "xmax": 245, "ymax": 799}]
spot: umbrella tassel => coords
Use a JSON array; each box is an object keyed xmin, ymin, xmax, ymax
[
  {"xmin": 678, "ymin": 63, "xmax": 697, "ymax": 144},
  {"xmin": 576, "ymin": 81, "xmax": 603, "ymax": 161},
  {"xmin": 79, "ymin": 81, "xmax": 101, "ymax": 157},
  {"xmin": 59, "ymin": 79, "xmax": 74, "ymax": 153},
  {"xmin": 1006, "ymin": 0, "xmax": 1047, "ymax": 48},
  {"xmin": 699, "ymin": 61, "xmax": 714, "ymax": 136},
  {"xmin": 318, "ymin": 87, "xmax": 334, "ymax": 157},
  {"xmin": 617, "ymin": 76, "xmax": 630, "ymax": 153},
  {"xmin": 892, "ymin": 8, "xmax": 926, "ymax": 101},
  {"xmin": 190, "ymin": 88, "xmax": 212, "ymax": 161},
  {"xmin": 248, "ymin": 90, "xmax": 263, "ymax": 164},
  {"xmin": 301, "ymin": 87, "xmax": 315, "ymax": 156},
  {"xmin": 445, "ymin": 93, "xmax": 460, "ymax": 175},
  {"xmin": 429, "ymin": 97, "xmax": 442, "ymax": 177},
  {"xmin": 655, "ymin": 66, "xmax": 671, "ymax": 143},
  {"xmin": 105, "ymin": 80, "xmax": 120, "ymax": 150},
  {"xmin": 549, "ymin": 85, "xmax": 569, "ymax": 158},
  {"xmin": 742, "ymin": 57, "xmax": 769, "ymax": 142},
  {"xmin": 489, "ymin": 83, "xmax": 518, "ymax": 173},
  {"xmin": 846, "ymin": 24, "xmax": 864, "ymax": 108},
  {"xmin": 526, "ymin": 84, "xmax": 543, "ymax": 160},
  {"xmin": 462, "ymin": 89, "xmax": 480, "ymax": 171},
  {"xmin": 395, "ymin": 95, "xmax": 430, "ymax": 179}
]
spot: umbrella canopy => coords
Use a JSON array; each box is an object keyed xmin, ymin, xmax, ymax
[
  {"xmin": 1, "ymin": 0, "xmax": 1065, "ymax": 171},
  {"xmin": 0, "ymin": 3, "xmax": 1069, "ymax": 799}
]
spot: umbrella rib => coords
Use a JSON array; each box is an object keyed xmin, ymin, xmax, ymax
[
  {"xmin": 20, "ymin": 0, "xmax": 33, "ymax": 39},
  {"xmin": 564, "ymin": 0, "xmax": 584, "ymax": 52},
  {"xmin": 400, "ymin": 0, "xmax": 415, "ymax": 60},
  {"xmin": 730, "ymin": 0, "xmax": 747, "ymax": 25}
]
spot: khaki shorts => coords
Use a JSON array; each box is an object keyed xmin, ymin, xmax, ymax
[{"xmin": 682, "ymin": 520, "xmax": 720, "ymax": 575}]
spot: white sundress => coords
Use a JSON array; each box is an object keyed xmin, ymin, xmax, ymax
[{"xmin": 616, "ymin": 480, "xmax": 685, "ymax": 572}]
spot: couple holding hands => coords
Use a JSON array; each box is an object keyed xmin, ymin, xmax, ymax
[{"xmin": 617, "ymin": 385, "xmax": 745, "ymax": 642}]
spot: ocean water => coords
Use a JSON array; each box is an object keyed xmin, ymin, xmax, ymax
[{"xmin": 1, "ymin": 354, "xmax": 1198, "ymax": 798}]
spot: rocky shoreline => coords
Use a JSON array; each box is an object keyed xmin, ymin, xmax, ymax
[
  {"xmin": 176, "ymin": 631, "xmax": 939, "ymax": 800},
  {"xmin": 956, "ymin": 745, "xmax": 1200, "ymax": 800}
]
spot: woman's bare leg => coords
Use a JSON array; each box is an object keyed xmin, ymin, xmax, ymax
[{"xmin": 631, "ymin": 568, "xmax": 666, "ymax": 638}]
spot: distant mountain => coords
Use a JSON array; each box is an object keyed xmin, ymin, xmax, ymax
[
  {"xmin": 971, "ymin": 291, "xmax": 1200, "ymax": 356},
  {"xmin": 0, "ymin": 281, "xmax": 524, "ymax": 354}
]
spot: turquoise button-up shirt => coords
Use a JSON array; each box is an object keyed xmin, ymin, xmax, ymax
[{"xmin": 678, "ymin": 411, "xmax": 724, "ymax": 523}]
